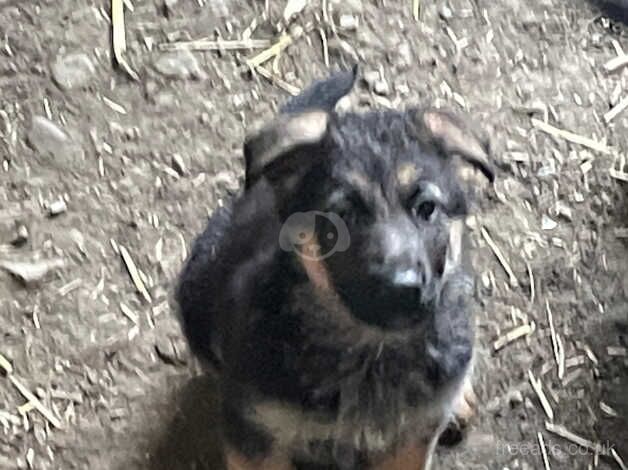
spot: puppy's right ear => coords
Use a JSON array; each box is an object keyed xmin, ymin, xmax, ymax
[{"xmin": 243, "ymin": 110, "xmax": 330, "ymax": 189}]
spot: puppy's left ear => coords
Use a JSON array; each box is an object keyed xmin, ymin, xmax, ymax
[
  {"xmin": 243, "ymin": 110, "xmax": 330, "ymax": 189},
  {"xmin": 412, "ymin": 108, "xmax": 495, "ymax": 183}
]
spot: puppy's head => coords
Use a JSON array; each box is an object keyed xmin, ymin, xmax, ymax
[{"xmin": 244, "ymin": 69, "xmax": 494, "ymax": 329}]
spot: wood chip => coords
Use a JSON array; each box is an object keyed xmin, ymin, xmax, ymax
[
  {"xmin": 493, "ymin": 322, "xmax": 535, "ymax": 351},
  {"xmin": 604, "ymin": 96, "xmax": 628, "ymax": 123},
  {"xmin": 603, "ymin": 54, "xmax": 628, "ymax": 73},
  {"xmin": 111, "ymin": 0, "xmax": 139, "ymax": 81},
  {"xmin": 120, "ymin": 302, "xmax": 139, "ymax": 324},
  {"xmin": 0, "ymin": 352, "xmax": 13, "ymax": 374},
  {"xmin": 538, "ymin": 432, "xmax": 552, "ymax": 470},
  {"xmin": 118, "ymin": 245, "xmax": 152, "ymax": 303},
  {"xmin": 545, "ymin": 422, "xmax": 606, "ymax": 455},
  {"xmin": 546, "ymin": 300, "xmax": 564, "ymax": 379},
  {"xmin": 531, "ymin": 118, "xmax": 610, "ymax": 154},
  {"xmin": 481, "ymin": 227, "xmax": 519, "ymax": 287},
  {"xmin": 102, "ymin": 96, "xmax": 127, "ymax": 114},
  {"xmin": 600, "ymin": 401, "xmax": 619, "ymax": 418},
  {"xmin": 529, "ymin": 370, "xmax": 554, "ymax": 421},
  {"xmin": 57, "ymin": 279, "xmax": 82, "ymax": 297}
]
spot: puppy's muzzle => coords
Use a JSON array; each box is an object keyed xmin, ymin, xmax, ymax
[{"xmin": 371, "ymin": 215, "xmax": 432, "ymax": 291}]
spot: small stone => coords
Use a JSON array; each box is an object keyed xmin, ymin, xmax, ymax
[
  {"xmin": 51, "ymin": 53, "xmax": 96, "ymax": 90},
  {"xmin": 27, "ymin": 116, "xmax": 83, "ymax": 164},
  {"xmin": 154, "ymin": 50, "xmax": 207, "ymax": 80},
  {"xmin": 541, "ymin": 214, "xmax": 557, "ymax": 231},
  {"xmin": 48, "ymin": 199, "xmax": 67, "ymax": 217},
  {"xmin": 439, "ymin": 4, "xmax": 453, "ymax": 20},
  {"xmin": 374, "ymin": 79, "xmax": 390, "ymax": 96},
  {"xmin": 11, "ymin": 225, "xmax": 28, "ymax": 247},
  {"xmin": 363, "ymin": 70, "xmax": 380, "ymax": 88},
  {"xmin": 339, "ymin": 14, "xmax": 359, "ymax": 30},
  {"xmin": 171, "ymin": 153, "xmax": 186, "ymax": 176},
  {"xmin": 506, "ymin": 390, "xmax": 524, "ymax": 407}
]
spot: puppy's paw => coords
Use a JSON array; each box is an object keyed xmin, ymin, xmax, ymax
[{"xmin": 438, "ymin": 378, "xmax": 477, "ymax": 447}]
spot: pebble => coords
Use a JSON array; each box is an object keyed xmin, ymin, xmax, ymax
[
  {"xmin": 27, "ymin": 116, "xmax": 83, "ymax": 164},
  {"xmin": 339, "ymin": 14, "xmax": 359, "ymax": 30},
  {"xmin": 154, "ymin": 50, "xmax": 207, "ymax": 80},
  {"xmin": 439, "ymin": 4, "xmax": 453, "ymax": 20},
  {"xmin": 374, "ymin": 79, "xmax": 390, "ymax": 96},
  {"xmin": 506, "ymin": 390, "xmax": 524, "ymax": 407},
  {"xmin": 48, "ymin": 199, "xmax": 67, "ymax": 217},
  {"xmin": 363, "ymin": 70, "xmax": 380, "ymax": 88},
  {"xmin": 51, "ymin": 52, "xmax": 96, "ymax": 90}
]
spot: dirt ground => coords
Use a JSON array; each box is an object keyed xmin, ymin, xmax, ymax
[{"xmin": 1, "ymin": 0, "xmax": 627, "ymax": 469}]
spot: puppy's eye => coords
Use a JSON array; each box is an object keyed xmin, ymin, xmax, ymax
[{"xmin": 415, "ymin": 201, "xmax": 436, "ymax": 220}]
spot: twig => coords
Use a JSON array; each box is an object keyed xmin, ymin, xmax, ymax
[
  {"xmin": 493, "ymin": 322, "xmax": 535, "ymax": 351},
  {"xmin": 119, "ymin": 245, "xmax": 152, "ymax": 303},
  {"xmin": 5, "ymin": 373, "xmax": 63, "ymax": 429},
  {"xmin": 0, "ymin": 352, "xmax": 13, "ymax": 374},
  {"xmin": 546, "ymin": 300, "xmax": 564, "ymax": 380},
  {"xmin": 531, "ymin": 118, "xmax": 610, "ymax": 154},
  {"xmin": 246, "ymin": 28, "xmax": 303, "ymax": 69},
  {"xmin": 612, "ymin": 448, "xmax": 628, "ymax": 470},
  {"xmin": 537, "ymin": 432, "xmax": 552, "ymax": 470},
  {"xmin": 253, "ymin": 66, "xmax": 300, "ymax": 96},
  {"xmin": 545, "ymin": 422, "xmax": 607, "ymax": 455},
  {"xmin": 413, "ymin": 0, "xmax": 421, "ymax": 21},
  {"xmin": 529, "ymin": 370, "xmax": 554, "ymax": 421},
  {"xmin": 481, "ymin": 227, "xmax": 519, "ymax": 287},
  {"xmin": 111, "ymin": 0, "xmax": 139, "ymax": 81},
  {"xmin": 159, "ymin": 38, "xmax": 272, "ymax": 51}
]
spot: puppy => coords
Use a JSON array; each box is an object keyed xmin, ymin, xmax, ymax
[{"xmin": 175, "ymin": 67, "xmax": 494, "ymax": 470}]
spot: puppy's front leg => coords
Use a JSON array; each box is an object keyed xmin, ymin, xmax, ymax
[{"xmin": 225, "ymin": 446, "xmax": 294, "ymax": 470}]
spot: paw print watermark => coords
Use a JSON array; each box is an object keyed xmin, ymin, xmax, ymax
[{"xmin": 279, "ymin": 211, "xmax": 350, "ymax": 261}]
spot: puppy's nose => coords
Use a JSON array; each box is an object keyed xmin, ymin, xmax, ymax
[
  {"xmin": 391, "ymin": 267, "xmax": 426, "ymax": 288},
  {"xmin": 373, "ymin": 215, "xmax": 432, "ymax": 289}
]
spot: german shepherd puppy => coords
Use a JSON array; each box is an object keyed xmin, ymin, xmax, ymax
[{"xmin": 175, "ymin": 67, "xmax": 494, "ymax": 470}]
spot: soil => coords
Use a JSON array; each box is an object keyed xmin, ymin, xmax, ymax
[{"xmin": 1, "ymin": 0, "xmax": 627, "ymax": 469}]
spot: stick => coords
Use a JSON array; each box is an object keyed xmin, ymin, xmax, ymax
[
  {"xmin": 545, "ymin": 422, "xmax": 606, "ymax": 455},
  {"xmin": 529, "ymin": 370, "xmax": 554, "ymax": 421},
  {"xmin": 253, "ymin": 66, "xmax": 300, "ymax": 95},
  {"xmin": 538, "ymin": 432, "xmax": 552, "ymax": 470},
  {"xmin": 493, "ymin": 323, "xmax": 535, "ymax": 351},
  {"xmin": 481, "ymin": 227, "xmax": 519, "ymax": 287},
  {"xmin": 111, "ymin": 0, "xmax": 139, "ymax": 81},
  {"xmin": 9, "ymin": 376, "xmax": 63, "ymax": 429},
  {"xmin": 119, "ymin": 245, "xmax": 152, "ymax": 303},
  {"xmin": 159, "ymin": 38, "xmax": 272, "ymax": 51},
  {"xmin": 531, "ymin": 118, "xmax": 610, "ymax": 154}
]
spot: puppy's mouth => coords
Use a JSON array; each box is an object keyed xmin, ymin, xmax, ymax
[{"xmin": 336, "ymin": 280, "xmax": 433, "ymax": 330}]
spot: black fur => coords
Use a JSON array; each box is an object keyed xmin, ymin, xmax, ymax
[{"xmin": 175, "ymin": 69, "xmax": 488, "ymax": 468}]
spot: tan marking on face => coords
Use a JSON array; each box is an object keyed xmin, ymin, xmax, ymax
[
  {"xmin": 297, "ymin": 231, "xmax": 333, "ymax": 292},
  {"xmin": 396, "ymin": 162, "xmax": 420, "ymax": 188}
]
